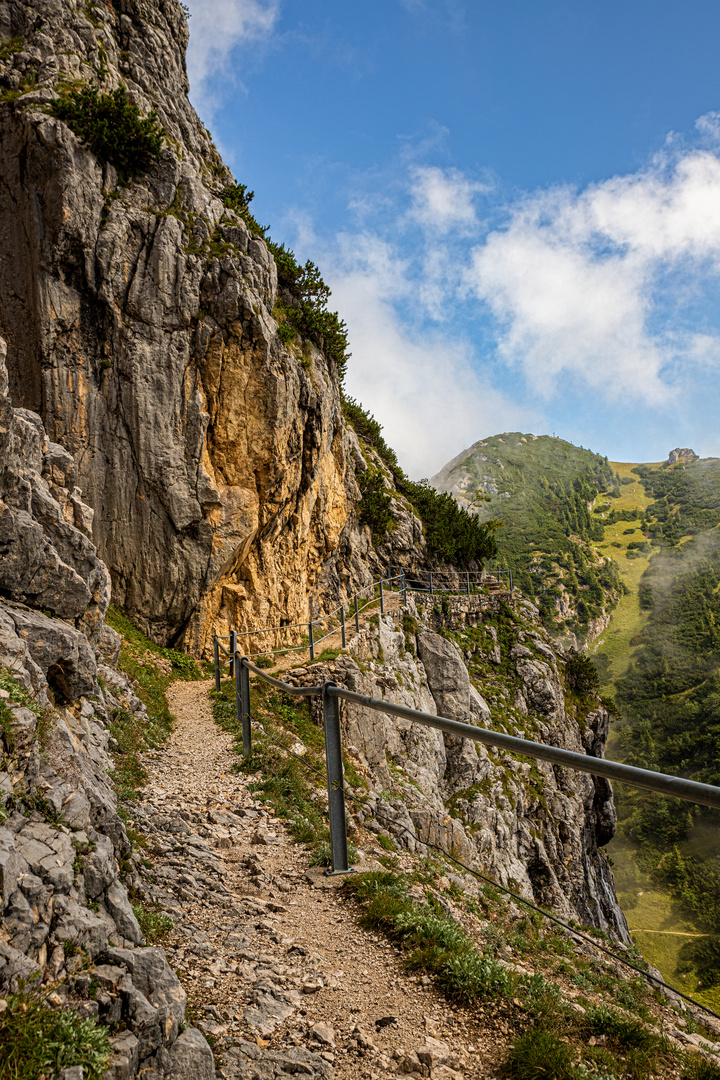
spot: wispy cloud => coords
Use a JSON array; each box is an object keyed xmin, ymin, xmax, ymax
[
  {"xmin": 467, "ymin": 133, "xmax": 720, "ymax": 402},
  {"xmin": 282, "ymin": 115, "xmax": 720, "ymax": 472},
  {"xmin": 407, "ymin": 165, "xmax": 486, "ymax": 232},
  {"xmin": 185, "ymin": 0, "xmax": 279, "ymax": 117},
  {"xmin": 326, "ymin": 233, "xmax": 538, "ymax": 477}
]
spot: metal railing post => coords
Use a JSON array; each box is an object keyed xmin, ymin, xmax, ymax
[
  {"xmin": 239, "ymin": 657, "xmax": 252, "ymax": 758},
  {"xmin": 379, "ymin": 581, "xmax": 384, "ymax": 614},
  {"xmin": 309, "ymin": 621, "xmax": 315, "ymax": 660},
  {"xmin": 354, "ymin": 596, "xmax": 359, "ymax": 632},
  {"xmin": 430, "ymin": 571, "xmax": 434, "ymax": 596},
  {"xmin": 229, "ymin": 630, "xmax": 237, "ymax": 677},
  {"xmin": 213, "ymin": 636, "xmax": 221, "ymax": 692},
  {"xmin": 510, "ymin": 569, "xmax": 514, "ymax": 592},
  {"xmin": 466, "ymin": 571, "xmax": 470, "ymax": 595},
  {"xmin": 323, "ymin": 684, "xmax": 351, "ymax": 875},
  {"xmin": 402, "ymin": 572, "xmax": 407, "ymax": 606},
  {"xmin": 340, "ymin": 607, "xmax": 346, "ymax": 648}
]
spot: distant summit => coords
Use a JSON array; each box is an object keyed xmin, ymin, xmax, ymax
[
  {"xmin": 666, "ymin": 448, "xmax": 699, "ymax": 466},
  {"xmin": 431, "ymin": 432, "xmax": 621, "ymax": 637}
]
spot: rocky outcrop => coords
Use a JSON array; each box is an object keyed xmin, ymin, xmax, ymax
[
  {"xmin": 666, "ymin": 448, "xmax": 699, "ymax": 466},
  {"xmin": 0, "ymin": 0, "xmax": 398, "ymax": 656},
  {"xmin": 0, "ymin": 340, "xmax": 214, "ymax": 1077},
  {"xmin": 293, "ymin": 595, "xmax": 628, "ymax": 938}
]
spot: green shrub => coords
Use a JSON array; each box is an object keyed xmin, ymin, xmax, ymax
[
  {"xmin": 220, "ymin": 182, "xmax": 267, "ymax": 237},
  {"xmin": 253, "ymin": 656, "xmax": 276, "ymax": 669},
  {"xmin": 51, "ymin": 84, "xmax": 163, "ymax": 181},
  {"xmin": 342, "ymin": 396, "xmax": 400, "ymax": 473},
  {"xmin": 400, "ymin": 478, "xmax": 499, "ymax": 565},
  {"xmin": 0, "ymin": 985, "xmax": 111, "ymax": 1080},
  {"xmin": 159, "ymin": 648, "xmax": 201, "ymax": 680},
  {"xmin": 357, "ymin": 469, "xmax": 394, "ymax": 539},
  {"xmin": 220, "ymin": 184, "xmax": 350, "ymax": 379},
  {"xmin": 344, "ymin": 397, "xmax": 499, "ymax": 562},
  {"xmin": 565, "ymin": 653, "xmax": 600, "ymax": 695}
]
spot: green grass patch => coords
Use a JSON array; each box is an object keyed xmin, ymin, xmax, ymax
[
  {"xmin": 104, "ymin": 606, "xmax": 185, "ymax": 802},
  {"xmin": 211, "ymin": 677, "xmax": 332, "ymax": 853},
  {"xmin": 0, "ymin": 666, "xmax": 52, "ymax": 749},
  {"xmin": 0, "ymin": 36, "xmax": 23, "ymax": 62},
  {"xmin": 502, "ymin": 1026, "xmax": 575, "ymax": 1080},
  {"xmin": 346, "ymin": 871, "xmax": 515, "ymax": 1003},
  {"xmin": 308, "ymin": 647, "xmax": 344, "ymax": 665},
  {"xmin": 0, "ymin": 984, "xmax": 111, "ymax": 1079},
  {"xmin": 682, "ymin": 1056, "xmax": 720, "ymax": 1080},
  {"xmin": 131, "ymin": 900, "xmax": 175, "ymax": 943}
]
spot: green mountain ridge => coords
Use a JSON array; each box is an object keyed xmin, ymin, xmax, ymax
[{"xmin": 431, "ymin": 432, "xmax": 629, "ymax": 638}]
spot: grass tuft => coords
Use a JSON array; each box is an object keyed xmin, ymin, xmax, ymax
[
  {"xmin": 347, "ymin": 870, "xmax": 516, "ymax": 1003},
  {"xmin": 131, "ymin": 900, "xmax": 175, "ymax": 942},
  {"xmin": 503, "ymin": 1026, "xmax": 575, "ymax": 1080},
  {"xmin": 0, "ymin": 984, "xmax": 111, "ymax": 1080}
]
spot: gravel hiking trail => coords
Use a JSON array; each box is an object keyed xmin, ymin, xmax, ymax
[{"xmin": 134, "ymin": 677, "xmax": 508, "ymax": 1080}]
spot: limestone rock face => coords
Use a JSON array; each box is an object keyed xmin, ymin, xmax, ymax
[
  {"xmin": 666, "ymin": 448, "xmax": 699, "ymax": 466},
  {"xmin": 302, "ymin": 597, "xmax": 628, "ymax": 938},
  {"xmin": 0, "ymin": 336, "xmax": 110, "ymax": 646},
  {"xmin": 0, "ymin": 0, "xmax": 382, "ymax": 653},
  {"xmin": 0, "ymin": 349, "xmax": 213, "ymax": 1075}
]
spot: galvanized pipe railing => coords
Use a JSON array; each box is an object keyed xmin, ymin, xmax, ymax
[{"xmin": 214, "ymin": 651, "xmax": 720, "ymax": 877}]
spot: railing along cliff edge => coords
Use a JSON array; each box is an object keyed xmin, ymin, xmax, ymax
[{"xmin": 213, "ymin": 646, "xmax": 720, "ymax": 878}]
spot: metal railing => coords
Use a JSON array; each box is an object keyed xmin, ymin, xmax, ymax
[
  {"xmin": 213, "ymin": 573, "xmax": 407, "ymax": 682},
  {"xmin": 213, "ymin": 567, "xmax": 513, "ymax": 681},
  {"xmin": 402, "ymin": 566, "xmax": 513, "ymax": 595},
  {"xmin": 214, "ymin": 649, "xmax": 720, "ymax": 877}
]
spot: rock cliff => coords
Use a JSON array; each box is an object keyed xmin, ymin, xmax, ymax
[
  {"xmin": 0, "ymin": 335, "xmax": 215, "ymax": 1076},
  {"xmin": 0, "ymin": 0, "xmax": 399, "ymax": 655},
  {"xmin": 291, "ymin": 594, "xmax": 628, "ymax": 937}
]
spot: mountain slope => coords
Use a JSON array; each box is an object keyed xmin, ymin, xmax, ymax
[
  {"xmin": 0, "ymin": 0, "xmax": 400, "ymax": 654},
  {"xmin": 431, "ymin": 433, "xmax": 625, "ymax": 638},
  {"xmin": 591, "ymin": 453, "xmax": 720, "ymax": 1011}
]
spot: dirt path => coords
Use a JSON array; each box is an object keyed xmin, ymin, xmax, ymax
[{"xmin": 131, "ymin": 678, "xmax": 506, "ymax": 1080}]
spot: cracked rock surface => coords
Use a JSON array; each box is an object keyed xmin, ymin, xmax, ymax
[
  {"xmin": 0, "ymin": 0, "xmax": 422, "ymax": 654},
  {"xmin": 0, "ymin": 344, "xmax": 214, "ymax": 1076}
]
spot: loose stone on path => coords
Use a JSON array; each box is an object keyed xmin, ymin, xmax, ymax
[{"xmin": 129, "ymin": 679, "xmax": 497, "ymax": 1079}]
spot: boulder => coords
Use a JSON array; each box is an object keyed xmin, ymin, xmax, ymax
[{"xmin": 167, "ymin": 1027, "xmax": 215, "ymax": 1080}]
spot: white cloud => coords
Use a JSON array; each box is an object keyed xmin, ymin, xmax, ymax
[
  {"xmin": 408, "ymin": 165, "xmax": 485, "ymax": 232},
  {"xmin": 327, "ymin": 234, "xmax": 537, "ymax": 477},
  {"xmin": 467, "ymin": 131, "xmax": 720, "ymax": 402},
  {"xmin": 185, "ymin": 0, "xmax": 279, "ymax": 116}
]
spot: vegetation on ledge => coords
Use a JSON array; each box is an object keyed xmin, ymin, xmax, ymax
[
  {"xmin": 50, "ymin": 84, "xmax": 164, "ymax": 182},
  {"xmin": 221, "ymin": 183, "xmax": 350, "ymax": 379}
]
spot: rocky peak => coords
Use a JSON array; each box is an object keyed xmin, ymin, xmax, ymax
[{"xmin": 666, "ymin": 447, "xmax": 699, "ymax": 466}]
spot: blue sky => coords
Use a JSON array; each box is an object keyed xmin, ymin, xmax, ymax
[{"xmin": 184, "ymin": 0, "xmax": 720, "ymax": 477}]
